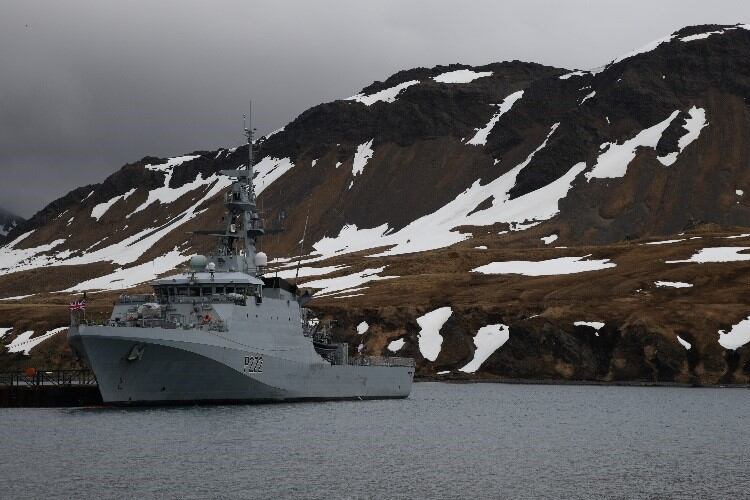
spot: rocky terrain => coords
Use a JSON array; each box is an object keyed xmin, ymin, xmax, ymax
[
  {"xmin": 3, "ymin": 24, "xmax": 750, "ymax": 385},
  {"xmin": 0, "ymin": 208, "xmax": 23, "ymax": 241}
]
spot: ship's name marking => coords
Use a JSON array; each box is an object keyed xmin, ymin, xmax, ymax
[{"xmin": 244, "ymin": 355, "xmax": 263, "ymax": 373}]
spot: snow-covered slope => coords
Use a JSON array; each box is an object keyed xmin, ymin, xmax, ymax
[
  {"xmin": 5, "ymin": 25, "xmax": 750, "ymax": 384},
  {"xmin": 3, "ymin": 24, "xmax": 750, "ymax": 293}
]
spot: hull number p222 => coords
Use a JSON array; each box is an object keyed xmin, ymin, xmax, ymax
[{"xmin": 244, "ymin": 355, "xmax": 263, "ymax": 373}]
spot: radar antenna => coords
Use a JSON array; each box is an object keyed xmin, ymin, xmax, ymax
[
  {"xmin": 243, "ymin": 101, "xmax": 256, "ymax": 200},
  {"xmin": 209, "ymin": 103, "xmax": 266, "ymax": 276}
]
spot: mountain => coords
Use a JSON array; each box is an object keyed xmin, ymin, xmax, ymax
[
  {"xmin": 0, "ymin": 208, "xmax": 24, "ymax": 241},
  {"xmin": 3, "ymin": 24, "xmax": 750, "ymax": 384}
]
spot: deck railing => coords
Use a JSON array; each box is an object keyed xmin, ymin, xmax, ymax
[
  {"xmin": 349, "ymin": 356, "xmax": 416, "ymax": 368},
  {"xmin": 0, "ymin": 369, "xmax": 97, "ymax": 387}
]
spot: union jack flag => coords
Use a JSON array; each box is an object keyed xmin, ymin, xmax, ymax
[{"xmin": 69, "ymin": 300, "xmax": 86, "ymax": 312}]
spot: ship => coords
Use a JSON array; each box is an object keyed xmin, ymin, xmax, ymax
[{"xmin": 67, "ymin": 114, "xmax": 415, "ymax": 405}]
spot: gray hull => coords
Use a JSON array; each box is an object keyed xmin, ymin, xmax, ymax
[
  {"xmin": 65, "ymin": 138, "xmax": 414, "ymax": 405},
  {"xmin": 69, "ymin": 326, "xmax": 414, "ymax": 404}
]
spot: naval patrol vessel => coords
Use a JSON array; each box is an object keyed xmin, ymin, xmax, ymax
[{"xmin": 68, "ymin": 117, "xmax": 414, "ymax": 405}]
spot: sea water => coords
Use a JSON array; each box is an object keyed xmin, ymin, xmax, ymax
[{"xmin": 1, "ymin": 382, "xmax": 747, "ymax": 499}]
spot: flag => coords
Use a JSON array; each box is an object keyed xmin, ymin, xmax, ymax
[{"xmin": 69, "ymin": 300, "xmax": 86, "ymax": 312}]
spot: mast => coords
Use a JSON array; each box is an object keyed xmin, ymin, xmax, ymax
[
  {"xmin": 214, "ymin": 104, "xmax": 265, "ymax": 276},
  {"xmin": 243, "ymin": 102, "xmax": 255, "ymax": 199}
]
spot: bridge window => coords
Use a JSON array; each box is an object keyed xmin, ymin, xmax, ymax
[
  {"xmin": 226, "ymin": 286, "xmax": 235, "ymax": 294},
  {"xmin": 215, "ymin": 286, "xmax": 225, "ymax": 294},
  {"xmin": 189, "ymin": 287, "xmax": 201, "ymax": 297},
  {"xmin": 202, "ymin": 287, "xmax": 213, "ymax": 296},
  {"xmin": 176, "ymin": 287, "xmax": 188, "ymax": 296}
]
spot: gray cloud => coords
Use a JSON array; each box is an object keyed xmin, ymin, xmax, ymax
[{"xmin": 1, "ymin": 0, "xmax": 748, "ymax": 217}]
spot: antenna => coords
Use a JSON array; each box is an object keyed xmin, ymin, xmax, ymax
[
  {"xmin": 294, "ymin": 214, "xmax": 309, "ymax": 283},
  {"xmin": 243, "ymin": 102, "xmax": 255, "ymax": 196}
]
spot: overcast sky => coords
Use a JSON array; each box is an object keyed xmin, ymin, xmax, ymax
[{"xmin": 1, "ymin": 0, "xmax": 749, "ymax": 217}]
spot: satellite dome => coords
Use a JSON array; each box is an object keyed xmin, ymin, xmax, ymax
[{"xmin": 190, "ymin": 255, "xmax": 208, "ymax": 272}]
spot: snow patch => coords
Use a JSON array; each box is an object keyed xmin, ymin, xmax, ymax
[
  {"xmin": 575, "ymin": 321, "xmax": 605, "ymax": 330},
  {"xmin": 575, "ymin": 321, "xmax": 604, "ymax": 337},
  {"xmin": 91, "ymin": 188, "xmax": 137, "ymax": 220},
  {"xmin": 559, "ymin": 70, "xmax": 588, "ymax": 80},
  {"xmin": 0, "ymin": 219, "xmax": 17, "ymax": 237},
  {"xmin": 541, "ymin": 234, "xmax": 558, "ymax": 245},
  {"xmin": 459, "ymin": 324, "xmax": 510, "ymax": 373},
  {"xmin": 301, "ymin": 267, "xmax": 396, "ymax": 296},
  {"xmin": 388, "ymin": 338, "xmax": 405, "ymax": 352},
  {"xmin": 45, "ymin": 171, "xmax": 229, "ymax": 273},
  {"xmin": 311, "ymin": 123, "xmax": 586, "ymax": 258},
  {"xmin": 251, "ymin": 157, "xmax": 295, "ymax": 196},
  {"xmin": 347, "ymin": 80, "xmax": 419, "ymax": 106},
  {"xmin": 274, "ymin": 265, "xmax": 348, "ymax": 280},
  {"xmin": 644, "ymin": 239, "xmax": 686, "ymax": 245},
  {"xmin": 313, "ymin": 224, "xmax": 391, "ymax": 257},
  {"xmin": 0, "ymin": 238, "xmax": 66, "ymax": 274},
  {"xmin": 609, "ymin": 34, "xmax": 674, "ymax": 66},
  {"xmin": 667, "ymin": 247, "xmax": 750, "ymax": 264},
  {"xmin": 467, "ymin": 90, "xmax": 524, "ymax": 146},
  {"xmin": 7, "ymin": 328, "xmax": 67, "ymax": 355},
  {"xmin": 265, "ymin": 126, "xmax": 285, "ymax": 139},
  {"xmin": 5, "ymin": 230, "xmax": 34, "ymax": 248},
  {"xmin": 579, "ymin": 91, "xmax": 596, "ymax": 105},
  {"xmin": 680, "ymin": 28, "xmax": 732, "ymax": 42},
  {"xmin": 655, "ymin": 281, "xmax": 693, "ymax": 288},
  {"xmin": 586, "ymin": 111, "xmax": 679, "ymax": 180},
  {"xmin": 321, "ymin": 286, "xmax": 368, "ymax": 298},
  {"xmin": 719, "ymin": 317, "xmax": 750, "ymax": 350},
  {"xmin": 357, "ymin": 321, "xmax": 369, "ymax": 335},
  {"xmin": 433, "ymin": 69, "xmax": 492, "ymax": 84},
  {"xmin": 417, "ymin": 307, "xmax": 452, "ymax": 362},
  {"xmin": 64, "ymin": 249, "xmax": 189, "ymax": 291},
  {"xmin": 677, "ymin": 335, "xmax": 692, "ymax": 350},
  {"xmin": 0, "ymin": 328, "xmax": 11, "ymax": 338},
  {"xmin": 657, "ymin": 107, "xmax": 707, "ymax": 166},
  {"xmin": 473, "ymin": 255, "xmax": 616, "ymax": 276},
  {"xmin": 0, "ymin": 294, "xmax": 33, "ymax": 301},
  {"xmin": 127, "ymin": 155, "xmax": 208, "ymax": 216},
  {"xmin": 352, "ymin": 139, "xmax": 374, "ymax": 177}
]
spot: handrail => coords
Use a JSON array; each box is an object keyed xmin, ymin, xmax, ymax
[
  {"xmin": 0, "ymin": 369, "xmax": 97, "ymax": 387},
  {"xmin": 348, "ymin": 356, "xmax": 415, "ymax": 368}
]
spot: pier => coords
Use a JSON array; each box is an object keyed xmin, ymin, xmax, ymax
[{"xmin": 0, "ymin": 369, "xmax": 102, "ymax": 407}]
